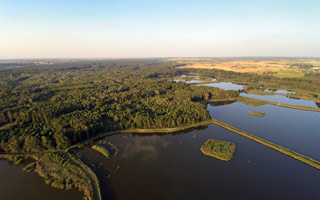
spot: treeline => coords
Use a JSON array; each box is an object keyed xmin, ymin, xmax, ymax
[
  {"xmin": 0, "ymin": 60, "xmax": 238, "ymax": 153},
  {"xmin": 290, "ymin": 63, "xmax": 315, "ymax": 69},
  {"xmin": 189, "ymin": 68, "xmax": 320, "ymax": 94}
]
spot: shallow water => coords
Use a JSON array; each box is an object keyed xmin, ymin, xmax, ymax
[
  {"xmin": 241, "ymin": 93, "xmax": 318, "ymax": 108},
  {"xmin": 264, "ymin": 89, "xmax": 296, "ymax": 94},
  {"xmin": 200, "ymin": 82, "xmax": 244, "ymax": 90},
  {"xmin": 0, "ymin": 160, "xmax": 83, "ymax": 200},
  {"xmin": 174, "ymin": 79, "xmax": 203, "ymax": 84},
  {"xmin": 185, "ymin": 80, "xmax": 203, "ymax": 84}
]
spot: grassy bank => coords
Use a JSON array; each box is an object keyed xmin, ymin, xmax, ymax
[
  {"xmin": 212, "ymin": 118, "xmax": 320, "ymax": 170},
  {"xmin": 35, "ymin": 152, "xmax": 95, "ymax": 199},
  {"xmin": 65, "ymin": 152, "xmax": 102, "ymax": 200},
  {"xmin": 0, "ymin": 151, "xmax": 102, "ymax": 200},
  {"xmin": 245, "ymin": 88, "xmax": 320, "ymax": 104},
  {"xmin": 92, "ymin": 145, "xmax": 111, "ymax": 159},
  {"xmin": 248, "ymin": 111, "xmax": 266, "ymax": 117},
  {"xmin": 237, "ymin": 96, "xmax": 320, "ymax": 112},
  {"xmin": 67, "ymin": 120, "xmax": 214, "ymax": 150}
]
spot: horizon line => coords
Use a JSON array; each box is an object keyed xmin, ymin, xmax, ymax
[{"xmin": 1, "ymin": 56, "xmax": 320, "ymax": 61}]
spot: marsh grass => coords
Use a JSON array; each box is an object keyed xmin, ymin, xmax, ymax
[
  {"xmin": 200, "ymin": 139, "xmax": 236, "ymax": 161},
  {"xmin": 248, "ymin": 111, "xmax": 266, "ymax": 117},
  {"xmin": 92, "ymin": 145, "xmax": 111, "ymax": 159},
  {"xmin": 238, "ymin": 96, "xmax": 320, "ymax": 112}
]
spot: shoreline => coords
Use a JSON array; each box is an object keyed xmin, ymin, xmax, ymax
[
  {"xmin": 244, "ymin": 89, "xmax": 320, "ymax": 104},
  {"xmin": 237, "ymin": 96, "xmax": 320, "ymax": 112},
  {"xmin": 211, "ymin": 118, "xmax": 320, "ymax": 170}
]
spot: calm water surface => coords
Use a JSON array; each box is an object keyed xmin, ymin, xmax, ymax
[
  {"xmin": 209, "ymin": 102, "xmax": 320, "ymax": 160},
  {"xmin": 77, "ymin": 121, "xmax": 320, "ymax": 200},
  {"xmin": 241, "ymin": 93, "xmax": 318, "ymax": 108},
  {"xmin": 174, "ymin": 79, "xmax": 203, "ymax": 84},
  {"xmin": 200, "ymin": 82, "xmax": 244, "ymax": 90},
  {"xmin": 0, "ymin": 160, "xmax": 82, "ymax": 200},
  {"xmin": 264, "ymin": 89, "xmax": 296, "ymax": 94}
]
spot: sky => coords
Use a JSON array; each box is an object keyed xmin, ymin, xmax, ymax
[{"xmin": 0, "ymin": 0, "xmax": 320, "ymax": 58}]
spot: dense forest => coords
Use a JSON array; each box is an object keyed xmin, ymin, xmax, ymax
[{"xmin": 0, "ymin": 59, "xmax": 238, "ymax": 153}]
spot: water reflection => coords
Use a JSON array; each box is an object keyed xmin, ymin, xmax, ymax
[
  {"xmin": 264, "ymin": 89, "xmax": 296, "ymax": 94},
  {"xmin": 241, "ymin": 93, "xmax": 318, "ymax": 108},
  {"xmin": 121, "ymin": 136, "xmax": 169, "ymax": 161},
  {"xmin": 200, "ymin": 82, "xmax": 244, "ymax": 90},
  {"xmin": 0, "ymin": 160, "xmax": 82, "ymax": 200},
  {"xmin": 174, "ymin": 79, "xmax": 203, "ymax": 84}
]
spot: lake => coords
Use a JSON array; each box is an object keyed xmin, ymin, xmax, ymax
[
  {"xmin": 209, "ymin": 102, "xmax": 320, "ymax": 160},
  {"xmin": 76, "ymin": 114, "xmax": 320, "ymax": 200},
  {"xmin": 264, "ymin": 89, "xmax": 296, "ymax": 94},
  {"xmin": 200, "ymin": 82, "xmax": 244, "ymax": 90}
]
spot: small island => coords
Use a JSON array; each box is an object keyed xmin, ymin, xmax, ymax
[
  {"xmin": 200, "ymin": 139, "xmax": 236, "ymax": 161},
  {"xmin": 92, "ymin": 145, "xmax": 111, "ymax": 159},
  {"xmin": 248, "ymin": 111, "xmax": 266, "ymax": 117}
]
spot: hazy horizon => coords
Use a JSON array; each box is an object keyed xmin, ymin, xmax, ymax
[{"xmin": 1, "ymin": 0, "xmax": 320, "ymax": 59}]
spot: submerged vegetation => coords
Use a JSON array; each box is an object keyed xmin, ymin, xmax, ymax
[
  {"xmin": 200, "ymin": 139, "xmax": 236, "ymax": 161},
  {"xmin": 248, "ymin": 111, "xmax": 266, "ymax": 117}
]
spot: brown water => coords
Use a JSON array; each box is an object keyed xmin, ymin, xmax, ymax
[{"xmin": 0, "ymin": 160, "xmax": 83, "ymax": 200}]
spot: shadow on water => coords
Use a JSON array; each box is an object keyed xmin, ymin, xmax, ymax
[
  {"xmin": 0, "ymin": 159, "xmax": 83, "ymax": 200},
  {"xmin": 130, "ymin": 125, "xmax": 209, "ymax": 137},
  {"xmin": 208, "ymin": 100, "xmax": 236, "ymax": 107},
  {"xmin": 72, "ymin": 148, "xmax": 117, "ymax": 200}
]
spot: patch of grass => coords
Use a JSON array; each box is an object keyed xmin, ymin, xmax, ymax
[
  {"xmin": 200, "ymin": 139, "xmax": 236, "ymax": 161},
  {"xmin": 273, "ymin": 71, "xmax": 305, "ymax": 78},
  {"xmin": 249, "ymin": 111, "xmax": 266, "ymax": 117},
  {"xmin": 237, "ymin": 96, "xmax": 320, "ymax": 112},
  {"xmin": 237, "ymin": 96, "xmax": 267, "ymax": 106},
  {"xmin": 92, "ymin": 145, "xmax": 111, "ymax": 159},
  {"xmin": 22, "ymin": 162, "xmax": 36, "ymax": 173},
  {"xmin": 36, "ymin": 152, "xmax": 101, "ymax": 200}
]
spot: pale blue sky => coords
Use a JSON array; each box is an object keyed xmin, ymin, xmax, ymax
[{"xmin": 1, "ymin": 0, "xmax": 319, "ymax": 58}]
